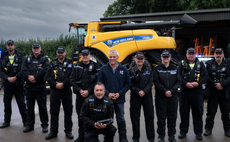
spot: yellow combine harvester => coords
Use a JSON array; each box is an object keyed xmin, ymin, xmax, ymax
[{"xmin": 69, "ymin": 14, "xmax": 197, "ymax": 66}]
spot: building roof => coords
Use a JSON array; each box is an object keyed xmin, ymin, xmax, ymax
[{"xmin": 100, "ymin": 8, "xmax": 230, "ymax": 22}]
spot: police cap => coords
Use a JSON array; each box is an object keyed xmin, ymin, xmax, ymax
[
  {"xmin": 161, "ymin": 50, "xmax": 171, "ymax": 57},
  {"xmin": 135, "ymin": 52, "xmax": 145, "ymax": 58},
  {"xmin": 81, "ymin": 49, "xmax": 90, "ymax": 55},
  {"xmin": 214, "ymin": 48, "xmax": 224, "ymax": 54},
  {"xmin": 7, "ymin": 40, "xmax": 14, "ymax": 45},
  {"xmin": 32, "ymin": 42, "xmax": 41, "ymax": 48},
  {"xmin": 56, "ymin": 46, "xmax": 66, "ymax": 53},
  {"xmin": 186, "ymin": 48, "xmax": 196, "ymax": 54}
]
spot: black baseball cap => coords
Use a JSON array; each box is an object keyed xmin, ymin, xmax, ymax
[
  {"xmin": 32, "ymin": 42, "xmax": 41, "ymax": 48},
  {"xmin": 56, "ymin": 46, "xmax": 66, "ymax": 53},
  {"xmin": 135, "ymin": 52, "xmax": 145, "ymax": 58},
  {"xmin": 81, "ymin": 49, "xmax": 90, "ymax": 55},
  {"xmin": 186, "ymin": 48, "xmax": 196, "ymax": 53},
  {"xmin": 161, "ymin": 50, "xmax": 171, "ymax": 57},
  {"xmin": 214, "ymin": 48, "xmax": 224, "ymax": 54},
  {"xmin": 7, "ymin": 40, "xmax": 14, "ymax": 45}
]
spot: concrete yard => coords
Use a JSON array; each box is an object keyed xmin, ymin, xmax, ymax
[{"xmin": 0, "ymin": 89, "xmax": 230, "ymax": 142}]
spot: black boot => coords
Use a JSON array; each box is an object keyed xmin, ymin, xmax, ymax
[
  {"xmin": 158, "ymin": 136, "xmax": 164, "ymax": 142},
  {"xmin": 23, "ymin": 126, "xmax": 34, "ymax": 133},
  {"xmin": 45, "ymin": 132, "xmax": 57, "ymax": 140},
  {"xmin": 0, "ymin": 122, "xmax": 10, "ymax": 128},
  {"xmin": 204, "ymin": 129, "xmax": 212, "ymax": 136},
  {"xmin": 117, "ymin": 121, "xmax": 128, "ymax": 142},
  {"xmin": 225, "ymin": 130, "xmax": 230, "ymax": 137},
  {"xmin": 168, "ymin": 136, "xmax": 176, "ymax": 142},
  {"xmin": 74, "ymin": 119, "xmax": 84, "ymax": 142}
]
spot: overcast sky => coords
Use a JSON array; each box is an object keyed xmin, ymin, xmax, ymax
[{"xmin": 0, "ymin": 0, "xmax": 116, "ymax": 41}]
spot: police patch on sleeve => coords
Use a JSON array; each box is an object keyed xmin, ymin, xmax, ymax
[
  {"xmin": 68, "ymin": 64, "xmax": 72, "ymax": 68},
  {"xmin": 170, "ymin": 70, "xmax": 177, "ymax": 74}
]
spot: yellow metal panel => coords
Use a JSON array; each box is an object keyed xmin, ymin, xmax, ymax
[
  {"xmin": 133, "ymin": 30, "xmax": 176, "ymax": 50},
  {"xmin": 72, "ymin": 23, "xmax": 88, "ymax": 27},
  {"xmin": 85, "ymin": 30, "xmax": 138, "ymax": 62},
  {"xmin": 87, "ymin": 21, "xmax": 122, "ymax": 34}
]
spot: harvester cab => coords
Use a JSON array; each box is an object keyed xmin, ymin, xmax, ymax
[{"xmin": 69, "ymin": 14, "xmax": 197, "ymax": 67}]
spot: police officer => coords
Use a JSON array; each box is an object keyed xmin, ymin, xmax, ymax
[
  {"xmin": 22, "ymin": 42, "xmax": 49, "ymax": 133},
  {"xmin": 45, "ymin": 46, "xmax": 74, "ymax": 140},
  {"xmin": 178, "ymin": 48, "xmax": 208, "ymax": 140},
  {"xmin": 80, "ymin": 82, "xmax": 117, "ymax": 142},
  {"xmin": 70, "ymin": 48, "xmax": 100, "ymax": 142},
  {"xmin": 153, "ymin": 50, "xmax": 180, "ymax": 142},
  {"xmin": 129, "ymin": 52, "xmax": 155, "ymax": 142},
  {"xmin": 203, "ymin": 48, "xmax": 230, "ymax": 137},
  {"xmin": 0, "ymin": 40, "xmax": 27, "ymax": 128}
]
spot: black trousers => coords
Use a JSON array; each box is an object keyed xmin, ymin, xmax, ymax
[
  {"xmin": 50, "ymin": 88, "xmax": 73, "ymax": 134},
  {"xmin": 26, "ymin": 90, "xmax": 48, "ymax": 128},
  {"xmin": 130, "ymin": 93, "xmax": 155, "ymax": 141},
  {"xmin": 155, "ymin": 93, "xmax": 178, "ymax": 137},
  {"xmin": 3, "ymin": 85, "xmax": 27, "ymax": 124},
  {"xmin": 179, "ymin": 90, "xmax": 204, "ymax": 135},
  {"xmin": 205, "ymin": 90, "xmax": 230, "ymax": 131},
  {"xmin": 76, "ymin": 94, "xmax": 87, "ymax": 138},
  {"xmin": 84, "ymin": 125, "xmax": 117, "ymax": 142}
]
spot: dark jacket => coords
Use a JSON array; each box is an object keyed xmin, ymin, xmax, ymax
[
  {"xmin": 0, "ymin": 49, "xmax": 24, "ymax": 86},
  {"xmin": 129, "ymin": 65, "xmax": 153, "ymax": 96},
  {"xmin": 70, "ymin": 60, "xmax": 100, "ymax": 96},
  {"xmin": 205, "ymin": 58, "xmax": 230, "ymax": 99},
  {"xmin": 178, "ymin": 58, "xmax": 208, "ymax": 93},
  {"xmin": 80, "ymin": 95, "xmax": 114, "ymax": 130},
  {"xmin": 45, "ymin": 58, "xmax": 72, "ymax": 91},
  {"xmin": 21, "ymin": 51, "xmax": 49, "ymax": 91},
  {"xmin": 153, "ymin": 63, "xmax": 181, "ymax": 96},
  {"xmin": 97, "ymin": 62, "xmax": 131, "ymax": 103}
]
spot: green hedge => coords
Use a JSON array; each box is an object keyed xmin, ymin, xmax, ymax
[{"xmin": 0, "ymin": 34, "xmax": 78, "ymax": 60}]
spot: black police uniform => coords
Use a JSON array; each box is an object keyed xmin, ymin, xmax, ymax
[
  {"xmin": 178, "ymin": 58, "xmax": 208, "ymax": 135},
  {"xmin": 45, "ymin": 58, "xmax": 73, "ymax": 134},
  {"xmin": 153, "ymin": 63, "xmax": 180, "ymax": 139},
  {"xmin": 70, "ymin": 60, "xmax": 100, "ymax": 140},
  {"xmin": 22, "ymin": 51, "xmax": 49, "ymax": 129},
  {"xmin": 204, "ymin": 58, "xmax": 230, "ymax": 133},
  {"xmin": 129, "ymin": 64, "xmax": 155, "ymax": 141},
  {"xmin": 80, "ymin": 95, "xmax": 116, "ymax": 142},
  {"xmin": 0, "ymin": 49, "xmax": 27, "ymax": 126}
]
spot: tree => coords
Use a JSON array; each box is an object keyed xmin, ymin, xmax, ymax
[
  {"xmin": 103, "ymin": 0, "xmax": 155, "ymax": 17},
  {"xmin": 0, "ymin": 34, "xmax": 77, "ymax": 59},
  {"xmin": 104, "ymin": 0, "xmax": 230, "ymax": 17}
]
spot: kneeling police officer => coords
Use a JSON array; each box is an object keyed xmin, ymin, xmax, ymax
[
  {"xmin": 80, "ymin": 82, "xmax": 117, "ymax": 142},
  {"xmin": 45, "ymin": 46, "xmax": 74, "ymax": 140}
]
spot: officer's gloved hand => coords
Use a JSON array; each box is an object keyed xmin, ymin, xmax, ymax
[{"xmin": 94, "ymin": 122, "xmax": 107, "ymax": 129}]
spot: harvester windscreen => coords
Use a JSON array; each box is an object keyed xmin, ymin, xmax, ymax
[{"xmin": 74, "ymin": 26, "xmax": 87, "ymax": 47}]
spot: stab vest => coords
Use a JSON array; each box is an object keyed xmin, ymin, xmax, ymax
[
  {"xmin": 51, "ymin": 60, "xmax": 68, "ymax": 81},
  {"xmin": 27, "ymin": 55, "xmax": 47, "ymax": 75},
  {"xmin": 211, "ymin": 60, "xmax": 227, "ymax": 83},
  {"xmin": 181, "ymin": 60, "xmax": 201, "ymax": 81},
  {"xmin": 2, "ymin": 53, "xmax": 20, "ymax": 76},
  {"xmin": 89, "ymin": 97, "xmax": 109, "ymax": 113}
]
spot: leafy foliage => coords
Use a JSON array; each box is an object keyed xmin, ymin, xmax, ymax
[
  {"xmin": 0, "ymin": 34, "xmax": 78, "ymax": 60},
  {"xmin": 104, "ymin": 0, "xmax": 230, "ymax": 17}
]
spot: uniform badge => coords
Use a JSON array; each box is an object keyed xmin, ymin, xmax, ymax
[
  {"xmin": 68, "ymin": 64, "xmax": 72, "ymax": 68},
  {"xmin": 120, "ymin": 70, "xmax": 124, "ymax": 75}
]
